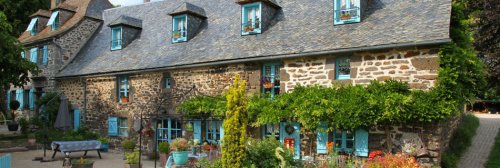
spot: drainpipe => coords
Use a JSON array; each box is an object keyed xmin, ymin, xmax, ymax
[{"xmin": 82, "ymin": 77, "xmax": 88, "ymax": 125}]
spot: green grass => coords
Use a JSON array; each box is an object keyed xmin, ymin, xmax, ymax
[
  {"xmin": 485, "ymin": 129, "xmax": 500, "ymax": 168},
  {"xmin": 441, "ymin": 114, "xmax": 480, "ymax": 168}
]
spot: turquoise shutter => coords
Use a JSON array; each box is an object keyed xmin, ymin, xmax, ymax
[
  {"xmin": 6, "ymin": 90, "xmax": 10, "ymax": 111},
  {"xmin": 29, "ymin": 89, "xmax": 34, "ymax": 110},
  {"xmin": 30, "ymin": 48, "xmax": 37, "ymax": 63},
  {"xmin": 74, "ymin": 109, "xmax": 81, "ymax": 130},
  {"xmin": 317, "ymin": 123, "xmax": 328, "ymax": 154},
  {"xmin": 280, "ymin": 122, "xmax": 301, "ymax": 159},
  {"xmin": 193, "ymin": 121, "xmax": 201, "ymax": 142},
  {"xmin": 43, "ymin": 45, "xmax": 48, "ymax": 65},
  {"xmin": 219, "ymin": 120, "xmax": 224, "ymax": 143},
  {"xmin": 108, "ymin": 117, "xmax": 118, "ymax": 136},
  {"xmin": 16, "ymin": 89, "xmax": 24, "ymax": 110},
  {"xmin": 21, "ymin": 52, "xmax": 25, "ymax": 58},
  {"xmin": 354, "ymin": 127, "xmax": 369, "ymax": 157}
]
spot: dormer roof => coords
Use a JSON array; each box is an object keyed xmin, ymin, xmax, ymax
[
  {"xmin": 109, "ymin": 15, "xmax": 143, "ymax": 29},
  {"xmin": 236, "ymin": 0, "xmax": 281, "ymax": 9},
  {"xmin": 30, "ymin": 10, "xmax": 52, "ymax": 18},
  {"xmin": 53, "ymin": 3, "xmax": 77, "ymax": 12},
  {"xmin": 169, "ymin": 2, "xmax": 207, "ymax": 19}
]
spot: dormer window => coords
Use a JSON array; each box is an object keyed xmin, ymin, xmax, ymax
[
  {"xmin": 334, "ymin": 0, "xmax": 361, "ymax": 25},
  {"xmin": 111, "ymin": 26, "xmax": 122, "ymax": 50},
  {"xmin": 47, "ymin": 10, "xmax": 60, "ymax": 30},
  {"xmin": 172, "ymin": 15, "xmax": 187, "ymax": 43},
  {"xmin": 26, "ymin": 17, "xmax": 38, "ymax": 36},
  {"xmin": 241, "ymin": 2, "xmax": 261, "ymax": 35}
]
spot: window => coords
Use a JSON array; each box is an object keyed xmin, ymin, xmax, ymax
[
  {"xmin": 30, "ymin": 48, "xmax": 38, "ymax": 64},
  {"xmin": 111, "ymin": 27, "xmax": 122, "ymax": 50},
  {"xmin": 336, "ymin": 56, "xmax": 350, "ymax": 80},
  {"xmin": 47, "ymin": 11, "xmax": 60, "ymax": 30},
  {"xmin": 262, "ymin": 63, "xmax": 280, "ymax": 98},
  {"xmin": 262, "ymin": 124, "xmax": 280, "ymax": 140},
  {"xmin": 21, "ymin": 52, "xmax": 25, "ymax": 59},
  {"xmin": 172, "ymin": 15, "xmax": 187, "ymax": 43},
  {"xmin": 42, "ymin": 45, "xmax": 48, "ymax": 65},
  {"xmin": 165, "ymin": 77, "xmax": 171, "ymax": 89},
  {"xmin": 333, "ymin": 129, "xmax": 354, "ymax": 153},
  {"xmin": 241, "ymin": 2, "xmax": 262, "ymax": 35},
  {"xmin": 206, "ymin": 120, "xmax": 223, "ymax": 144},
  {"xmin": 27, "ymin": 17, "xmax": 38, "ymax": 36},
  {"xmin": 117, "ymin": 76, "xmax": 129, "ymax": 103},
  {"xmin": 157, "ymin": 119, "xmax": 182, "ymax": 144},
  {"xmin": 334, "ymin": 0, "xmax": 361, "ymax": 25},
  {"xmin": 118, "ymin": 118, "xmax": 129, "ymax": 137}
]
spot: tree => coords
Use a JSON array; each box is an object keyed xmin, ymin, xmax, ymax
[
  {"xmin": 222, "ymin": 74, "xmax": 248, "ymax": 168},
  {"xmin": 0, "ymin": 11, "xmax": 39, "ymax": 117},
  {"xmin": 0, "ymin": 0, "xmax": 50, "ymax": 37}
]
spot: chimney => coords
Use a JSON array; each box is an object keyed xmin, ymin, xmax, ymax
[{"xmin": 144, "ymin": 0, "xmax": 150, "ymax": 3}]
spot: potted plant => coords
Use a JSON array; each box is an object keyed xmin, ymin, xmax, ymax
[
  {"xmin": 99, "ymin": 137, "xmax": 110, "ymax": 152},
  {"xmin": 124, "ymin": 150, "xmax": 141, "ymax": 168},
  {"xmin": 121, "ymin": 96, "xmax": 129, "ymax": 103},
  {"xmin": 71, "ymin": 157, "xmax": 94, "ymax": 168},
  {"xmin": 8, "ymin": 100, "xmax": 20, "ymax": 132},
  {"xmin": 121, "ymin": 139, "xmax": 136, "ymax": 159},
  {"xmin": 158, "ymin": 141, "xmax": 170, "ymax": 166},
  {"xmin": 261, "ymin": 77, "xmax": 274, "ymax": 88},
  {"xmin": 191, "ymin": 139, "xmax": 200, "ymax": 155},
  {"xmin": 170, "ymin": 138, "xmax": 190, "ymax": 166},
  {"xmin": 340, "ymin": 13, "xmax": 351, "ymax": 20},
  {"xmin": 173, "ymin": 31, "xmax": 181, "ymax": 39}
]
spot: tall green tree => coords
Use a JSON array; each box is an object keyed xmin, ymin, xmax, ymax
[
  {"xmin": 0, "ymin": 12, "xmax": 39, "ymax": 117},
  {"xmin": 0, "ymin": 0, "xmax": 50, "ymax": 37},
  {"xmin": 222, "ymin": 74, "xmax": 248, "ymax": 168}
]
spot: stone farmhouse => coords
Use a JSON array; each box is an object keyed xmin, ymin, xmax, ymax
[{"xmin": 7, "ymin": 0, "xmax": 457, "ymax": 165}]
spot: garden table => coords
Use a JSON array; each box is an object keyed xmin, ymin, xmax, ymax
[{"xmin": 51, "ymin": 140, "xmax": 102, "ymax": 159}]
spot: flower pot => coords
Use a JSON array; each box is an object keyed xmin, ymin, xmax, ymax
[
  {"xmin": 172, "ymin": 151, "xmax": 189, "ymax": 165},
  {"xmin": 124, "ymin": 164, "xmax": 141, "ymax": 168},
  {"xmin": 160, "ymin": 153, "xmax": 168, "ymax": 167},
  {"xmin": 263, "ymin": 82, "xmax": 274, "ymax": 88},
  {"xmin": 121, "ymin": 97, "xmax": 129, "ymax": 103},
  {"xmin": 7, "ymin": 123, "xmax": 19, "ymax": 132},
  {"xmin": 245, "ymin": 26, "xmax": 254, "ymax": 32},
  {"xmin": 72, "ymin": 162, "xmax": 94, "ymax": 168},
  {"xmin": 100, "ymin": 143, "xmax": 109, "ymax": 152},
  {"xmin": 341, "ymin": 15, "xmax": 351, "ymax": 20}
]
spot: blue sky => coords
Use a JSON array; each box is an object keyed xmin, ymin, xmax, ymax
[{"xmin": 109, "ymin": 0, "xmax": 162, "ymax": 6}]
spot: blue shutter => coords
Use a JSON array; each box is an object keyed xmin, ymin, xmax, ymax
[
  {"xmin": 108, "ymin": 117, "xmax": 118, "ymax": 136},
  {"xmin": 6, "ymin": 90, "xmax": 11, "ymax": 111},
  {"xmin": 42, "ymin": 45, "xmax": 48, "ymax": 65},
  {"xmin": 29, "ymin": 89, "xmax": 34, "ymax": 110},
  {"xmin": 27, "ymin": 18, "xmax": 38, "ymax": 31},
  {"xmin": 74, "ymin": 109, "xmax": 81, "ymax": 130},
  {"xmin": 317, "ymin": 123, "xmax": 328, "ymax": 154},
  {"xmin": 280, "ymin": 122, "xmax": 301, "ymax": 159},
  {"xmin": 193, "ymin": 121, "xmax": 201, "ymax": 142},
  {"xmin": 167, "ymin": 118, "xmax": 172, "ymax": 142},
  {"xmin": 21, "ymin": 52, "xmax": 25, "ymax": 59},
  {"xmin": 354, "ymin": 127, "xmax": 369, "ymax": 157},
  {"xmin": 16, "ymin": 89, "xmax": 24, "ymax": 110},
  {"xmin": 30, "ymin": 48, "xmax": 37, "ymax": 63},
  {"xmin": 219, "ymin": 120, "xmax": 224, "ymax": 143}
]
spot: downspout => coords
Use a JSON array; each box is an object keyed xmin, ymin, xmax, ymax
[{"xmin": 82, "ymin": 77, "xmax": 88, "ymax": 125}]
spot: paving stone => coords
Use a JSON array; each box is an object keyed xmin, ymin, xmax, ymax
[{"xmin": 458, "ymin": 114, "xmax": 500, "ymax": 168}]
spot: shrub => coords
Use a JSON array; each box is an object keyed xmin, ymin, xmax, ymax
[
  {"xmin": 125, "ymin": 150, "xmax": 140, "ymax": 164},
  {"xmin": 364, "ymin": 153, "xmax": 419, "ymax": 168},
  {"xmin": 485, "ymin": 130, "xmax": 500, "ymax": 168},
  {"xmin": 98, "ymin": 137, "xmax": 109, "ymax": 144},
  {"xmin": 197, "ymin": 158, "xmax": 222, "ymax": 168},
  {"xmin": 170, "ymin": 138, "xmax": 190, "ymax": 151},
  {"xmin": 244, "ymin": 138, "xmax": 295, "ymax": 168},
  {"xmin": 158, "ymin": 141, "xmax": 170, "ymax": 154},
  {"xmin": 121, "ymin": 139, "xmax": 136, "ymax": 150},
  {"xmin": 18, "ymin": 117, "xmax": 29, "ymax": 134},
  {"xmin": 441, "ymin": 114, "xmax": 479, "ymax": 168}
]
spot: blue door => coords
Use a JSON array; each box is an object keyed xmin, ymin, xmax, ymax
[
  {"xmin": 280, "ymin": 122, "xmax": 301, "ymax": 159},
  {"xmin": 73, "ymin": 109, "xmax": 81, "ymax": 130}
]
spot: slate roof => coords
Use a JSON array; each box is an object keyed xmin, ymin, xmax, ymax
[
  {"xmin": 18, "ymin": 0, "xmax": 113, "ymax": 44},
  {"xmin": 109, "ymin": 15, "xmax": 143, "ymax": 29},
  {"xmin": 169, "ymin": 2, "xmax": 207, "ymax": 18},
  {"xmin": 57, "ymin": 0, "xmax": 452, "ymax": 78},
  {"xmin": 30, "ymin": 10, "xmax": 52, "ymax": 18}
]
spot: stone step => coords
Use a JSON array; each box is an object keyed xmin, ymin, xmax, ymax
[{"xmin": 0, "ymin": 147, "xmax": 29, "ymax": 153}]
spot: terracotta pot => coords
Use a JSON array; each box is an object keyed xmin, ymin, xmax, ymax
[
  {"xmin": 121, "ymin": 97, "xmax": 129, "ymax": 103},
  {"xmin": 160, "ymin": 153, "xmax": 168, "ymax": 167},
  {"xmin": 245, "ymin": 26, "xmax": 254, "ymax": 32},
  {"xmin": 263, "ymin": 82, "xmax": 274, "ymax": 88}
]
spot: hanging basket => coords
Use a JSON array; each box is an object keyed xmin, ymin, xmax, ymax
[{"xmin": 263, "ymin": 82, "xmax": 274, "ymax": 88}]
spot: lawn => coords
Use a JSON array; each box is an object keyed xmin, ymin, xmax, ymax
[{"xmin": 485, "ymin": 129, "xmax": 500, "ymax": 168}]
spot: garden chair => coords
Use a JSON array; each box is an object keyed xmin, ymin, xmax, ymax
[{"xmin": 165, "ymin": 155, "xmax": 173, "ymax": 168}]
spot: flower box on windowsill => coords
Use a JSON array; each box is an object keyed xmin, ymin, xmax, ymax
[
  {"xmin": 121, "ymin": 97, "xmax": 129, "ymax": 103},
  {"xmin": 173, "ymin": 32, "xmax": 181, "ymax": 39},
  {"xmin": 340, "ymin": 15, "xmax": 352, "ymax": 20},
  {"xmin": 263, "ymin": 82, "xmax": 274, "ymax": 88},
  {"xmin": 245, "ymin": 26, "xmax": 255, "ymax": 32}
]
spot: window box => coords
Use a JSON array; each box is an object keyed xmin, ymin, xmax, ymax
[
  {"xmin": 121, "ymin": 97, "xmax": 129, "ymax": 103},
  {"xmin": 334, "ymin": 0, "xmax": 361, "ymax": 25},
  {"xmin": 241, "ymin": 2, "xmax": 262, "ymax": 35},
  {"xmin": 172, "ymin": 15, "xmax": 187, "ymax": 43}
]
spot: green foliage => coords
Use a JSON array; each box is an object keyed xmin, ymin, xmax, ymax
[
  {"xmin": 222, "ymin": 74, "xmax": 248, "ymax": 168},
  {"xmin": 177, "ymin": 95, "xmax": 226, "ymax": 119},
  {"xmin": 98, "ymin": 137, "xmax": 109, "ymax": 144},
  {"xmin": 18, "ymin": 117, "xmax": 29, "ymax": 134},
  {"xmin": 125, "ymin": 150, "xmax": 140, "ymax": 164},
  {"xmin": 36, "ymin": 92, "xmax": 62, "ymax": 127},
  {"xmin": 158, "ymin": 142, "xmax": 170, "ymax": 154},
  {"xmin": 485, "ymin": 130, "xmax": 500, "ymax": 168},
  {"xmin": 441, "ymin": 114, "xmax": 479, "ymax": 168},
  {"xmin": 121, "ymin": 139, "xmax": 136, "ymax": 150},
  {"xmin": 0, "ymin": 0, "xmax": 50, "ymax": 36},
  {"xmin": 197, "ymin": 158, "xmax": 222, "ymax": 168},
  {"xmin": 35, "ymin": 127, "xmax": 99, "ymax": 145},
  {"xmin": 244, "ymin": 138, "xmax": 295, "ymax": 168}
]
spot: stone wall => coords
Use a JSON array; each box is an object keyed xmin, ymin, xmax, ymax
[{"xmin": 281, "ymin": 47, "xmax": 440, "ymax": 91}]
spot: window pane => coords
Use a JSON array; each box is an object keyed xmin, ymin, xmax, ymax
[{"xmin": 337, "ymin": 57, "xmax": 350, "ymax": 77}]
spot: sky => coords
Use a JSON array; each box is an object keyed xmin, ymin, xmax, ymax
[{"xmin": 108, "ymin": 0, "xmax": 162, "ymax": 6}]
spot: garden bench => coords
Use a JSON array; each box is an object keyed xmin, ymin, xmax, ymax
[{"xmin": 51, "ymin": 140, "xmax": 102, "ymax": 159}]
